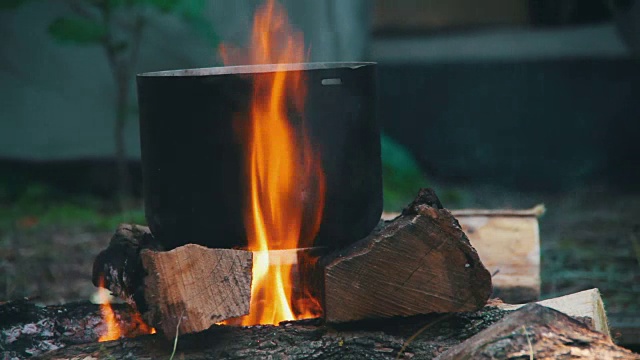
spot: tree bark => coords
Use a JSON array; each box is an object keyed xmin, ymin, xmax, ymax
[
  {"xmin": 0, "ymin": 300, "xmax": 152, "ymax": 359},
  {"xmin": 34, "ymin": 306, "xmax": 510, "ymax": 360},
  {"xmin": 322, "ymin": 189, "xmax": 492, "ymax": 323},
  {"xmin": 92, "ymin": 224, "xmax": 153, "ymax": 309},
  {"xmin": 497, "ymin": 288, "xmax": 610, "ymax": 336},
  {"xmin": 437, "ymin": 303, "xmax": 640, "ymax": 360},
  {"xmin": 383, "ymin": 205, "xmax": 544, "ymax": 304},
  {"xmin": 114, "ymin": 73, "xmax": 131, "ymax": 203},
  {"xmin": 3, "ymin": 289, "xmax": 627, "ymax": 359}
]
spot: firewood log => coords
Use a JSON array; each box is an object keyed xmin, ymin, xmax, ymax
[
  {"xmin": 498, "ymin": 288, "xmax": 609, "ymax": 336},
  {"xmin": 140, "ymin": 244, "xmax": 252, "ymax": 338},
  {"xmin": 32, "ymin": 306, "xmax": 513, "ymax": 360},
  {"xmin": 92, "ymin": 226, "xmax": 253, "ymax": 338},
  {"xmin": 384, "ymin": 205, "xmax": 544, "ymax": 303},
  {"xmin": 321, "ymin": 188, "xmax": 493, "ymax": 322},
  {"xmin": 3, "ymin": 288, "xmax": 628, "ymax": 359},
  {"xmin": 93, "ymin": 189, "xmax": 493, "ymax": 335},
  {"xmin": 437, "ymin": 303, "xmax": 639, "ymax": 360}
]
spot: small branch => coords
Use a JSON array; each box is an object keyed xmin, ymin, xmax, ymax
[{"xmin": 94, "ymin": 1, "xmax": 143, "ymax": 201}]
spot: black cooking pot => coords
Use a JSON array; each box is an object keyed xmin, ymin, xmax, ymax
[{"xmin": 136, "ymin": 62, "xmax": 381, "ymax": 251}]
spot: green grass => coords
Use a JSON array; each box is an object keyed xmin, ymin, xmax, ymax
[
  {"xmin": 0, "ymin": 182, "xmax": 145, "ymax": 233},
  {"xmin": 0, "ymin": 135, "xmax": 455, "ymax": 230},
  {"xmin": 0, "ymin": 182, "xmax": 146, "ymax": 302}
]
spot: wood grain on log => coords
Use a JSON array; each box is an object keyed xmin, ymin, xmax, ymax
[
  {"xmin": 141, "ymin": 245, "xmax": 252, "ymax": 338},
  {"xmin": 93, "ymin": 189, "xmax": 492, "ymax": 329},
  {"xmin": 436, "ymin": 303, "xmax": 639, "ymax": 360},
  {"xmin": 92, "ymin": 227, "xmax": 253, "ymax": 338},
  {"xmin": 457, "ymin": 209, "xmax": 541, "ymax": 303},
  {"xmin": 384, "ymin": 205, "xmax": 543, "ymax": 303},
  {"xmin": 93, "ymin": 189, "xmax": 492, "ymax": 328},
  {"xmin": 323, "ymin": 188, "xmax": 492, "ymax": 323},
  {"xmin": 498, "ymin": 288, "xmax": 610, "ymax": 336}
]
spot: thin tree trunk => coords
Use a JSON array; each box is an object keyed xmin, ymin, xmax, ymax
[
  {"xmin": 99, "ymin": 2, "xmax": 132, "ymax": 205},
  {"xmin": 114, "ymin": 73, "xmax": 131, "ymax": 205}
]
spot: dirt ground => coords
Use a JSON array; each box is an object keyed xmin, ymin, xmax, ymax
[{"xmin": 1, "ymin": 185, "xmax": 638, "ymax": 319}]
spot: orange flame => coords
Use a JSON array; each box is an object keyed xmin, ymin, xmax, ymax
[
  {"xmin": 95, "ymin": 277, "xmax": 156, "ymax": 342},
  {"xmin": 220, "ymin": 0, "xmax": 325, "ymax": 325},
  {"xmin": 97, "ymin": 277, "xmax": 122, "ymax": 342},
  {"xmin": 133, "ymin": 314, "xmax": 157, "ymax": 336}
]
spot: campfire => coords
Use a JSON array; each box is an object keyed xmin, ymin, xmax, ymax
[
  {"xmin": 218, "ymin": 0, "xmax": 325, "ymax": 325},
  {"xmin": 94, "ymin": 276, "xmax": 156, "ymax": 342},
  {"xmin": 1, "ymin": 0, "xmax": 638, "ymax": 359},
  {"xmin": 95, "ymin": 277, "xmax": 124, "ymax": 342}
]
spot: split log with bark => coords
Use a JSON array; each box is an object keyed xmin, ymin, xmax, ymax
[
  {"xmin": 320, "ymin": 188, "xmax": 492, "ymax": 322},
  {"xmin": 437, "ymin": 303, "xmax": 638, "ymax": 360},
  {"xmin": 92, "ymin": 189, "xmax": 493, "ymax": 336},
  {"xmin": 498, "ymin": 288, "xmax": 610, "ymax": 336},
  {"xmin": 383, "ymin": 205, "xmax": 544, "ymax": 303}
]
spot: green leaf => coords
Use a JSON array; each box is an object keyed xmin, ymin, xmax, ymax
[{"xmin": 48, "ymin": 17, "xmax": 107, "ymax": 44}]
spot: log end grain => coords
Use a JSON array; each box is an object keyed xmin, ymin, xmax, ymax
[
  {"xmin": 140, "ymin": 244, "xmax": 252, "ymax": 338},
  {"xmin": 324, "ymin": 189, "xmax": 493, "ymax": 323}
]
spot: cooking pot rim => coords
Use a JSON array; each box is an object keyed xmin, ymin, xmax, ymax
[{"xmin": 138, "ymin": 62, "xmax": 376, "ymax": 78}]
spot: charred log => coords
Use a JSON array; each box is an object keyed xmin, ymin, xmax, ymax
[
  {"xmin": 437, "ymin": 303, "xmax": 639, "ymax": 360},
  {"xmin": 0, "ymin": 300, "xmax": 151, "ymax": 359},
  {"xmin": 34, "ymin": 306, "xmax": 510, "ymax": 360},
  {"xmin": 3, "ymin": 289, "xmax": 630, "ymax": 359},
  {"xmin": 91, "ymin": 224, "xmax": 155, "ymax": 312}
]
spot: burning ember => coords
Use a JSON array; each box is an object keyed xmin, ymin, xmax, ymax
[
  {"xmin": 95, "ymin": 276, "xmax": 155, "ymax": 342},
  {"xmin": 220, "ymin": 0, "xmax": 326, "ymax": 325},
  {"xmin": 95, "ymin": 277, "xmax": 122, "ymax": 342}
]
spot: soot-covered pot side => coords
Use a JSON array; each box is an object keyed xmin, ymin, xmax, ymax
[{"xmin": 136, "ymin": 62, "xmax": 381, "ymax": 251}]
